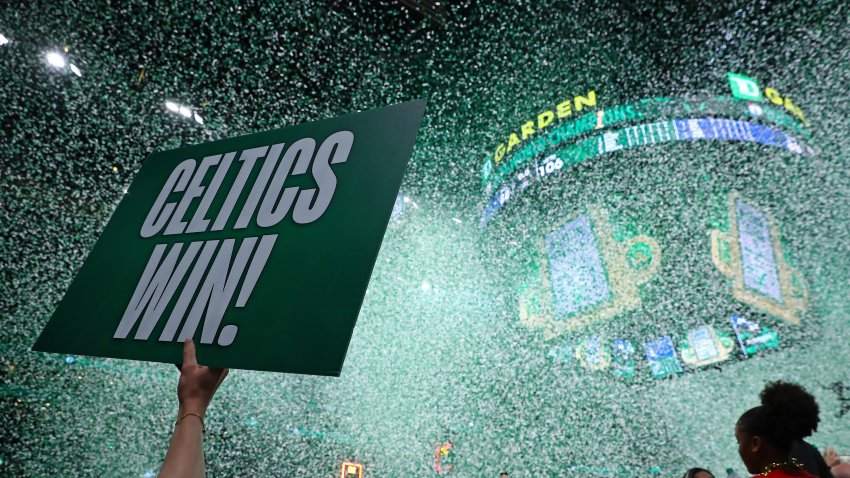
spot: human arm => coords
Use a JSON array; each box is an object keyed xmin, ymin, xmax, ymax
[{"xmin": 158, "ymin": 339, "xmax": 229, "ymax": 478}]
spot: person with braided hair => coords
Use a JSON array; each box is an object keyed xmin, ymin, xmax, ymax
[{"xmin": 735, "ymin": 381, "xmax": 826, "ymax": 478}]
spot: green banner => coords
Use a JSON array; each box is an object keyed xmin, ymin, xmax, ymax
[{"xmin": 33, "ymin": 100, "xmax": 426, "ymax": 376}]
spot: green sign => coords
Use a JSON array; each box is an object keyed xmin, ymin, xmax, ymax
[
  {"xmin": 33, "ymin": 100, "xmax": 426, "ymax": 376},
  {"xmin": 727, "ymin": 72, "xmax": 762, "ymax": 102}
]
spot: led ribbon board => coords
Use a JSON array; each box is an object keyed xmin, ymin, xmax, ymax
[
  {"xmin": 481, "ymin": 117, "xmax": 809, "ymax": 227},
  {"xmin": 482, "ymin": 95, "xmax": 810, "ymax": 191},
  {"xmin": 33, "ymin": 100, "xmax": 425, "ymax": 375}
]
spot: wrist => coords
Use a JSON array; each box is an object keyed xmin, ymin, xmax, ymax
[
  {"xmin": 178, "ymin": 401, "xmax": 208, "ymax": 418},
  {"xmin": 175, "ymin": 410, "xmax": 206, "ymax": 434}
]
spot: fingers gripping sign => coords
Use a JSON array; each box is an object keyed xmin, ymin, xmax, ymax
[
  {"xmin": 176, "ymin": 339, "xmax": 228, "ymax": 418},
  {"xmin": 181, "ymin": 337, "xmax": 198, "ymax": 367}
]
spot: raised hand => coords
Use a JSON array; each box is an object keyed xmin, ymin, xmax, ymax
[
  {"xmin": 176, "ymin": 339, "xmax": 229, "ymax": 417},
  {"xmin": 824, "ymin": 448, "xmax": 841, "ymax": 468}
]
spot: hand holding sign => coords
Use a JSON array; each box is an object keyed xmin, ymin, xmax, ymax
[
  {"xmin": 159, "ymin": 340, "xmax": 228, "ymax": 478},
  {"xmin": 177, "ymin": 339, "xmax": 228, "ymax": 418}
]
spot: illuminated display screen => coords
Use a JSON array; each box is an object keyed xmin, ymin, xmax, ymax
[
  {"xmin": 544, "ymin": 214, "xmax": 611, "ymax": 317},
  {"xmin": 644, "ymin": 337, "xmax": 683, "ymax": 378},
  {"xmin": 434, "ymin": 442, "xmax": 456, "ymax": 472},
  {"xmin": 612, "ymin": 338, "xmax": 637, "ymax": 378},
  {"xmin": 730, "ymin": 315, "xmax": 780, "ymax": 357},
  {"xmin": 481, "ymin": 117, "xmax": 809, "ymax": 227},
  {"xmin": 736, "ymin": 198, "xmax": 783, "ymax": 302},
  {"xmin": 482, "ymin": 95, "xmax": 810, "ymax": 191},
  {"xmin": 581, "ymin": 335, "xmax": 605, "ymax": 366},
  {"xmin": 689, "ymin": 326, "xmax": 720, "ymax": 362},
  {"xmin": 512, "ymin": 186, "xmax": 805, "ymax": 379},
  {"xmin": 340, "ymin": 462, "xmax": 364, "ymax": 478},
  {"xmin": 522, "ymin": 189, "xmax": 804, "ymax": 381},
  {"xmin": 486, "ymin": 74, "xmax": 816, "ymax": 383}
]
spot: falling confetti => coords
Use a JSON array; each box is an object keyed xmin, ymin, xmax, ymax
[{"xmin": 1, "ymin": 1, "xmax": 849, "ymax": 476}]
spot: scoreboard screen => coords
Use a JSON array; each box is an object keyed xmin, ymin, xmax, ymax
[
  {"xmin": 482, "ymin": 73, "xmax": 816, "ymax": 382},
  {"xmin": 544, "ymin": 214, "xmax": 611, "ymax": 318},
  {"xmin": 736, "ymin": 198, "xmax": 782, "ymax": 301}
]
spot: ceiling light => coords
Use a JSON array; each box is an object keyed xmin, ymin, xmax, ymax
[
  {"xmin": 0, "ymin": 34, "xmax": 9, "ymax": 46},
  {"xmin": 69, "ymin": 64, "xmax": 82, "ymax": 77},
  {"xmin": 165, "ymin": 101, "xmax": 179, "ymax": 112},
  {"xmin": 46, "ymin": 51, "xmax": 66, "ymax": 68},
  {"xmin": 178, "ymin": 106, "xmax": 192, "ymax": 118},
  {"xmin": 193, "ymin": 112, "xmax": 204, "ymax": 125}
]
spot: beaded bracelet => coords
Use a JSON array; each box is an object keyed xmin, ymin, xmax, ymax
[{"xmin": 175, "ymin": 412, "xmax": 205, "ymax": 434}]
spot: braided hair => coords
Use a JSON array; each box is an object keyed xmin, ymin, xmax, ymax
[{"xmin": 737, "ymin": 381, "xmax": 820, "ymax": 454}]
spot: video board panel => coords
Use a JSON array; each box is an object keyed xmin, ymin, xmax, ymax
[{"xmin": 484, "ymin": 72, "xmax": 812, "ymax": 382}]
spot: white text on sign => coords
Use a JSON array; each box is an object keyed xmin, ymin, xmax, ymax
[{"xmin": 113, "ymin": 131, "xmax": 354, "ymax": 346}]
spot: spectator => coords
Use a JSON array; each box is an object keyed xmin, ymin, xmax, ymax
[
  {"xmin": 791, "ymin": 440, "xmax": 832, "ymax": 478},
  {"xmin": 683, "ymin": 468, "xmax": 715, "ymax": 478},
  {"xmin": 736, "ymin": 381, "xmax": 820, "ymax": 478},
  {"xmin": 784, "ymin": 386, "xmax": 831, "ymax": 478}
]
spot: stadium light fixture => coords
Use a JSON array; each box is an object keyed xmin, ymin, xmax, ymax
[
  {"xmin": 164, "ymin": 100, "xmax": 204, "ymax": 126},
  {"xmin": 46, "ymin": 51, "xmax": 67, "ymax": 68}
]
